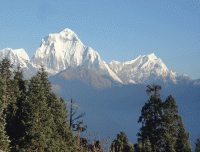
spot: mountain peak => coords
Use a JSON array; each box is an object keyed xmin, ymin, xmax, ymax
[
  {"xmin": 57, "ymin": 28, "xmax": 79, "ymax": 41},
  {"xmin": 0, "ymin": 48, "xmax": 29, "ymax": 61},
  {"xmin": 145, "ymin": 53, "xmax": 157, "ymax": 60},
  {"xmin": 59, "ymin": 28, "xmax": 74, "ymax": 33},
  {"xmin": 30, "ymin": 28, "xmax": 123, "ymax": 85}
]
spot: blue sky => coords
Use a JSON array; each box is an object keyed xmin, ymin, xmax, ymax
[{"xmin": 0, "ymin": 0, "xmax": 200, "ymax": 79}]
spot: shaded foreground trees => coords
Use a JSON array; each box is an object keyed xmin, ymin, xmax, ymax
[
  {"xmin": 0, "ymin": 58, "xmax": 77, "ymax": 151},
  {"xmin": 0, "ymin": 73, "xmax": 10, "ymax": 151}
]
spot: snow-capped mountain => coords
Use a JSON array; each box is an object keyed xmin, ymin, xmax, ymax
[
  {"xmin": 0, "ymin": 28, "xmax": 194, "ymax": 87},
  {"xmin": 108, "ymin": 53, "xmax": 193, "ymax": 85},
  {"xmin": 0, "ymin": 48, "xmax": 36, "ymax": 78},
  {"xmin": 30, "ymin": 28, "xmax": 123, "ymax": 84},
  {"xmin": 0, "ymin": 48, "xmax": 29, "ymax": 68}
]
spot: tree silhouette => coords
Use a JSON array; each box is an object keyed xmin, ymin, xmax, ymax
[{"xmin": 136, "ymin": 84, "xmax": 164, "ymax": 152}]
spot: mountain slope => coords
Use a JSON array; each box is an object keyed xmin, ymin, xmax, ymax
[
  {"xmin": 0, "ymin": 48, "xmax": 29, "ymax": 68},
  {"xmin": 52, "ymin": 65, "xmax": 121, "ymax": 89},
  {"xmin": 108, "ymin": 53, "xmax": 193, "ymax": 86},
  {"xmin": 30, "ymin": 28, "xmax": 123, "ymax": 84},
  {"xmin": 0, "ymin": 48, "xmax": 35, "ymax": 79}
]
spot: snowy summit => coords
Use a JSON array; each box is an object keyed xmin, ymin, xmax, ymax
[{"xmin": 0, "ymin": 28, "xmax": 193, "ymax": 85}]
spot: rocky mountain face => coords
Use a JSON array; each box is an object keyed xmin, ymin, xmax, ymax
[
  {"xmin": 108, "ymin": 53, "xmax": 193, "ymax": 86},
  {"xmin": 0, "ymin": 28, "xmax": 196, "ymax": 87},
  {"xmin": 29, "ymin": 28, "xmax": 123, "ymax": 84}
]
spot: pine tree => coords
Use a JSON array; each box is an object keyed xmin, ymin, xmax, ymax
[
  {"xmin": 175, "ymin": 116, "xmax": 193, "ymax": 152},
  {"xmin": 5, "ymin": 66, "xmax": 28, "ymax": 151},
  {"xmin": 161, "ymin": 95, "xmax": 181, "ymax": 152},
  {"xmin": 36, "ymin": 65, "xmax": 52, "ymax": 98},
  {"xmin": 195, "ymin": 138, "xmax": 200, "ymax": 152},
  {"xmin": 0, "ymin": 58, "xmax": 14, "ymax": 151},
  {"xmin": 110, "ymin": 131, "xmax": 134, "ymax": 152},
  {"xmin": 136, "ymin": 84, "xmax": 164, "ymax": 152},
  {"xmin": 37, "ymin": 66, "xmax": 77, "ymax": 151},
  {"xmin": 134, "ymin": 137, "xmax": 152, "ymax": 152},
  {"xmin": 35, "ymin": 66, "xmax": 58, "ymax": 151},
  {"xmin": 0, "ymin": 58, "xmax": 13, "ymax": 108},
  {"xmin": 59, "ymin": 97, "xmax": 77, "ymax": 152},
  {"xmin": 46, "ymin": 92, "xmax": 77, "ymax": 151},
  {"xmin": 0, "ymin": 76, "xmax": 10, "ymax": 151},
  {"xmin": 163, "ymin": 133, "xmax": 176, "ymax": 152},
  {"xmin": 21, "ymin": 74, "xmax": 55, "ymax": 151}
]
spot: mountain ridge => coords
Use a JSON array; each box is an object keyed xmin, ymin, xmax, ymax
[{"xmin": 0, "ymin": 28, "xmax": 197, "ymax": 87}]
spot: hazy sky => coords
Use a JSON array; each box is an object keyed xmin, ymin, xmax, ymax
[{"xmin": 0, "ymin": 0, "xmax": 199, "ymax": 79}]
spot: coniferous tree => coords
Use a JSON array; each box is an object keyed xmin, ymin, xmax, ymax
[
  {"xmin": 0, "ymin": 59, "xmax": 77, "ymax": 151},
  {"xmin": 134, "ymin": 137, "xmax": 152, "ymax": 152},
  {"xmin": 35, "ymin": 66, "xmax": 59, "ymax": 151},
  {"xmin": 0, "ymin": 76, "xmax": 10, "ymax": 151},
  {"xmin": 195, "ymin": 138, "xmax": 200, "ymax": 152},
  {"xmin": 136, "ymin": 84, "xmax": 164, "ymax": 152},
  {"xmin": 110, "ymin": 131, "xmax": 134, "ymax": 152},
  {"xmin": 46, "ymin": 92, "xmax": 77, "ymax": 151},
  {"xmin": 163, "ymin": 133, "xmax": 176, "ymax": 152},
  {"xmin": 21, "ymin": 74, "xmax": 55, "ymax": 151},
  {"xmin": 0, "ymin": 58, "xmax": 14, "ymax": 151},
  {"xmin": 5, "ymin": 66, "xmax": 28, "ymax": 151},
  {"xmin": 161, "ymin": 95, "xmax": 181, "ymax": 152},
  {"xmin": 175, "ymin": 116, "xmax": 192, "ymax": 152},
  {"xmin": 59, "ymin": 97, "xmax": 77, "ymax": 152},
  {"xmin": 37, "ymin": 66, "xmax": 77, "ymax": 151},
  {"xmin": 0, "ymin": 58, "xmax": 13, "ymax": 108},
  {"xmin": 36, "ymin": 66, "xmax": 52, "ymax": 99}
]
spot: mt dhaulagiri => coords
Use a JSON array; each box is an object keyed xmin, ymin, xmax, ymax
[
  {"xmin": 0, "ymin": 28, "xmax": 196, "ymax": 87},
  {"xmin": 29, "ymin": 28, "xmax": 123, "ymax": 85}
]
